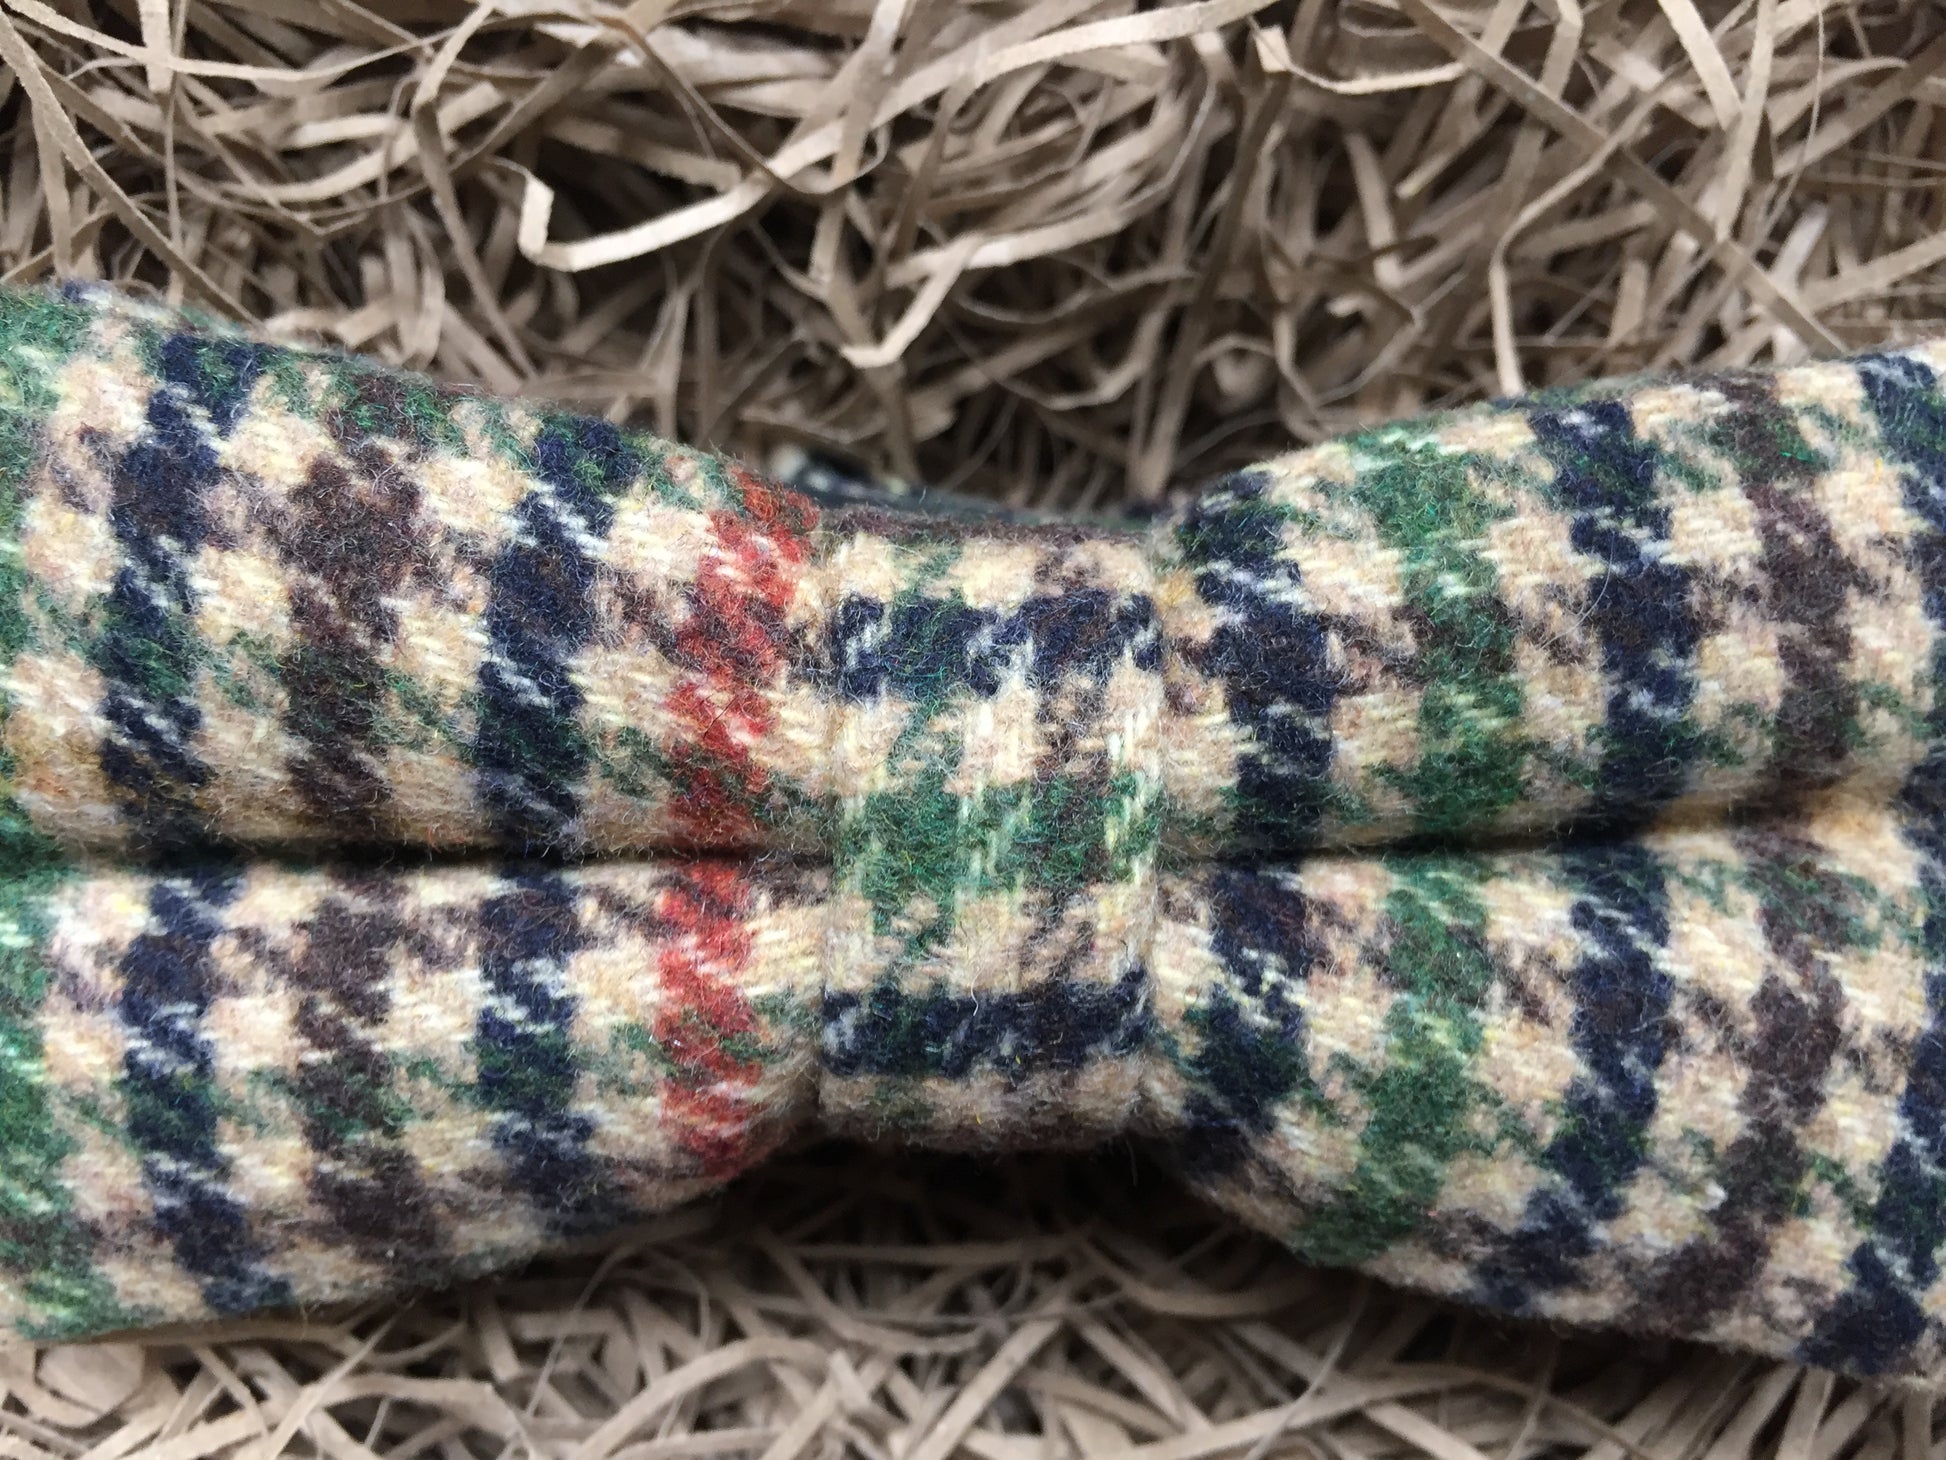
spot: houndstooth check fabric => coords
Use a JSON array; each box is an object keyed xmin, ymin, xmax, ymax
[{"xmin": 0, "ymin": 281, "xmax": 1944, "ymax": 1381}]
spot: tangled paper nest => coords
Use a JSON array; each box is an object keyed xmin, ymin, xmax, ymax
[{"xmin": 0, "ymin": 0, "xmax": 1944, "ymax": 1456}]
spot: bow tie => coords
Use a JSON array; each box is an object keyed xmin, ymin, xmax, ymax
[{"xmin": 1, "ymin": 280, "xmax": 1941, "ymax": 1383}]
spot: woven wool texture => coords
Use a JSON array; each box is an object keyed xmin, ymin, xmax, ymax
[{"xmin": 0, "ymin": 284, "xmax": 1944, "ymax": 1382}]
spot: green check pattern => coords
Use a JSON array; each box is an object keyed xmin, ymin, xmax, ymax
[{"xmin": 0, "ymin": 282, "xmax": 1942, "ymax": 1381}]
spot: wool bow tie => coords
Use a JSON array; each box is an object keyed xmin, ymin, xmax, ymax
[{"xmin": 0, "ymin": 281, "xmax": 1941, "ymax": 1381}]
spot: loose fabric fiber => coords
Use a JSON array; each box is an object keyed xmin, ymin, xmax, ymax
[{"xmin": 1, "ymin": 282, "xmax": 1944, "ymax": 1383}]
